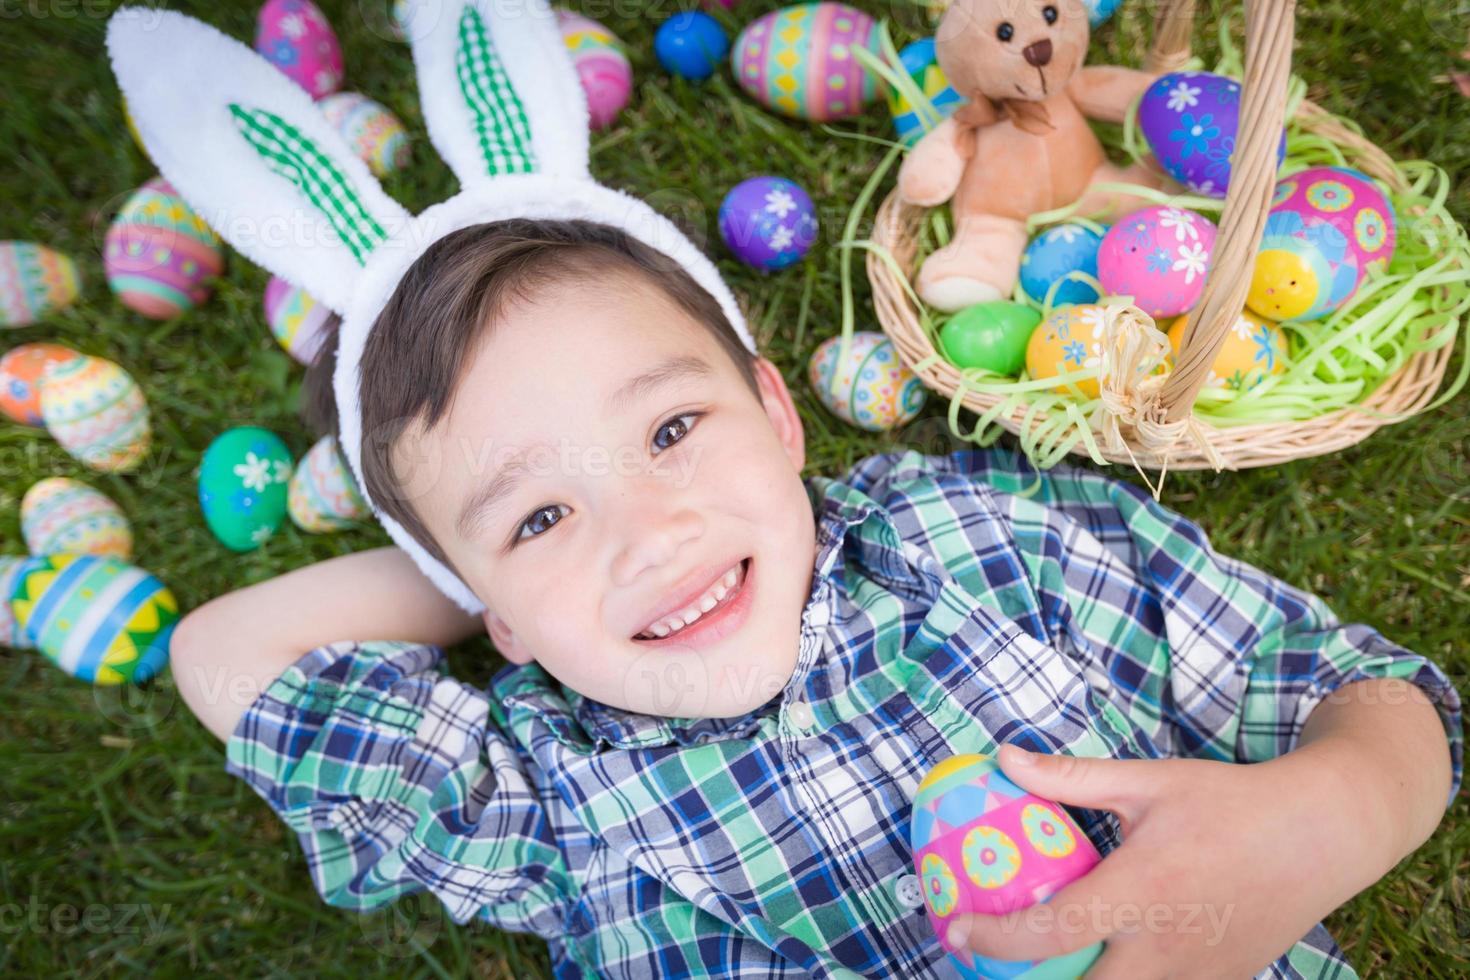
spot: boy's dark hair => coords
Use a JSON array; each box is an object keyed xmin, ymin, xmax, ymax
[{"xmin": 302, "ymin": 218, "xmax": 760, "ymax": 573}]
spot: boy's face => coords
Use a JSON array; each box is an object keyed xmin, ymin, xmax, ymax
[{"xmin": 398, "ymin": 271, "xmax": 817, "ymax": 719}]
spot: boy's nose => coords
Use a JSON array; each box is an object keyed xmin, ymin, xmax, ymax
[{"xmin": 610, "ymin": 502, "xmax": 705, "ymax": 588}]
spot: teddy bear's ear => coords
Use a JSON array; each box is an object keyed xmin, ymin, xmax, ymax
[
  {"xmin": 106, "ymin": 7, "xmax": 410, "ymax": 315},
  {"xmin": 406, "ymin": 0, "xmax": 591, "ymax": 190}
]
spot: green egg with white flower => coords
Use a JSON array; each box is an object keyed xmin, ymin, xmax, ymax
[{"xmin": 198, "ymin": 427, "xmax": 294, "ymax": 552}]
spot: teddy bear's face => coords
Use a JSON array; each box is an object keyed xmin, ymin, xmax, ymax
[{"xmin": 935, "ymin": 0, "xmax": 1091, "ymax": 104}]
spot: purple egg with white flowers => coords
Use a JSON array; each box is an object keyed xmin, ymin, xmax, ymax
[
  {"xmin": 717, "ymin": 176, "xmax": 819, "ymax": 271},
  {"xmin": 1139, "ymin": 71, "xmax": 1286, "ymax": 198},
  {"xmin": 1098, "ymin": 206, "xmax": 1217, "ymax": 318}
]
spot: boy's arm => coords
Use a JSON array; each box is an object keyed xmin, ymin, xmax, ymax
[
  {"xmin": 943, "ymin": 685, "xmax": 1452, "ymax": 977},
  {"xmin": 171, "ymin": 546, "xmax": 483, "ymax": 741}
]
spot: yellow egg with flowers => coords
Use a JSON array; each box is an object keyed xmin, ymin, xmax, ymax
[
  {"xmin": 1025, "ymin": 304, "xmax": 1107, "ymax": 398},
  {"xmin": 1166, "ymin": 309, "xmax": 1287, "ymax": 392}
]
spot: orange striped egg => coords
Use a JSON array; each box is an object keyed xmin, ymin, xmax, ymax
[
  {"xmin": 0, "ymin": 342, "xmax": 82, "ymax": 426},
  {"xmin": 21, "ymin": 477, "xmax": 133, "ymax": 560},
  {"xmin": 104, "ymin": 177, "xmax": 224, "ymax": 320},
  {"xmin": 39, "ymin": 355, "xmax": 151, "ymax": 472}
]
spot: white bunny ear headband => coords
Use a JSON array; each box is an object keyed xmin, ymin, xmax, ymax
[{"xmin": 108, "ymin": 0, "xmax": 754, "ymax": 614}]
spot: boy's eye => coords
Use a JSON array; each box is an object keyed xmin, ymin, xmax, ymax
[
  {"xmin": 516, "ymin": 504, "xmax": 568, "ymax": 543},
  {"xmin": 652, "ymin": 412, "xmax": 703, "ymax": 453}
]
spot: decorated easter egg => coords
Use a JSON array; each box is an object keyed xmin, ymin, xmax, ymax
[
  {"xmin": 911, "ymin": 753, "xmax": 1103, "ymax": 979},
  {"xmin": 1247, "ymin": 167, "xmax": 1397, "ymax": 323},
  {"xmin": 256, "ymin": 0, "xmax": 343, "ymax": 99},
  {"xmin": 40, "ymin": 355, "xmax": 151, "ymax": 472},
  {"xmin": 0, "ymin": 342, "xmax": 81, "ymax": 426},
  {"xmin": 1, "ymin": 556, "xmax": 33, "ymax": 649},
  {"xmin": 555, "ymin": 9, "xmax": 633, "ymax": 130},
  {"xmin": 1139, "ymin": 71, "xmax": 1286, "ymax": 198},
  {"xmin": 731, "ymin": 3, "xmax": 882, "ymax": 122},
  {"xmin": 808, "ymin": 331, "xmax": 926, "ymax": 431},
  {"xmin": 1097, "ymin": 206, "xmax": 1217, "ymax": 318},
  {"xmin": 1019, "ymin": 223, "xmax": 1105, "ymax": 306},
  {"xmin": 262, "ymin": 275, "xmax": 334, "ymax": 365},
  {"xmin": 199, "ymin": 427, "xmax": 294, "ymax": 552},
  {"xmin": 1082, "ymin": 0, "xmax": 1123, "ymax": 26},
  {"xmin": 718, "ymin": 176, "xmax": 820, "ymax": 271},
  {"xmin": 939, "ymin": 302, "xmax": 1040, "ymax": 376},
  {"xmin": 1025, "ymin": 303, "xmax": 1110, "ymax": 398},
  {"xmin": 289, "ymin": 435, "xmax": 370, "ymax": 532},
  {"xmin": 21, "ymin": 478, "xmax": 133, "ymax": 560},
  {"xmin": 0, "ymin": 241, "xmax": 80, "ymax": 328},
  {"xmin": 1166, "ymin": 309, "xmax": 1286, "ymax": 393},
  {"xmin": 8, "ymin": 553, "xmax": 177, "ymax": 685},
  {"xmin": 318, "ymin": 92, "xmax": 410, "ymax": 177},
  {"xmin": 104, "ymin": 177, "xmax": 224, "ymax": 320},
  {"xmin": 887, "ymin": 38, "xmax": 964, "ymax": 146},
  {"xmin": 655, "ymin": 11, "xmax": 728, "ymax": 81}
]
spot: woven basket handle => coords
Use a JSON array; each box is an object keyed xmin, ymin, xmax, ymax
[{"xmin": 1140, "ymin": 0, "xmax": 1299, "ymax": 424}]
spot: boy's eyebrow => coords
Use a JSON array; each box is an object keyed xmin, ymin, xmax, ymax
[
  {"xmin": 455, "ymin": 355, "xmax": 715, "ymax": 538},
  {"xmin": 603, "ymin": 354, "xmax": 712, "ymax": 415}
]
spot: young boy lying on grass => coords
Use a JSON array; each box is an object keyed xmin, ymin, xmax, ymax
[{"xmin": 171, "ymin": 218, "xmax": 1461, "ymax": 978}]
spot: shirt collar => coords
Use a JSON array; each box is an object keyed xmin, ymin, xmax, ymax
[{"xmin": 493, "ymin": 474, "xmax": 916, "ymax": 753}]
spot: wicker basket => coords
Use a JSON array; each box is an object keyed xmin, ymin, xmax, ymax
[{"xmin": 866, "ymin": 0, "xmax": 1463, "ymax": 480}]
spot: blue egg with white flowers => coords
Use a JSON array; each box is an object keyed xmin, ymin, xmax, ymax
[
  {"xmin": 1019, "ymin": 223, "xmax": 1105, "ymax": 306},
  {"xmin": 655, "ymin": 12, "xmax": 728, "ymax": 81}
]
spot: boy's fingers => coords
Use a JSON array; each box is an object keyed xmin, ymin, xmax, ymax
[
  {"xmin": 996, "ymin": 743, "xmax": 1162, "ymax": 814},
  {"xmin": 947, "ymin": 849, "xmax": 1140, "ymax": 962}
]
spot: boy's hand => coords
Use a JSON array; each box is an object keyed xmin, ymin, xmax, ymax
[{"xmin": 940, "ymin": 725, "xmax": 1422, "ymax": 975}]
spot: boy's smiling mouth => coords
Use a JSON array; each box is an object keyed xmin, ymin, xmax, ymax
[{"xmin": 633, "ymin": 558, "xmax": 752, "ymax": 644}]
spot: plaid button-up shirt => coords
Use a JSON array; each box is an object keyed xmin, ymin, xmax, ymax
[{"xmin": 226, "ymin": 448, "xmax": 1463, "ymax": 978}]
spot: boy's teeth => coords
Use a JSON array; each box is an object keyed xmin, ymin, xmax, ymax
[{"xmin": 636, "ymin": 561, "xmax": 744, "ymax": 639}]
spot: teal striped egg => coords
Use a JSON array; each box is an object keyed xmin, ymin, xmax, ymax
[
  {"xmin": 1, "ymin": 556, "xmax": 33, "ymax": 649},
  {"xmin": 0, "ymin": 241, "xmax": 80, "ymax": 328},
  {"xmin": 9, "ymin": 553, "xmax": 177, "ymax": 685}
]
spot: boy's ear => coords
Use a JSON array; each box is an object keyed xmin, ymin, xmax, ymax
[
  {"xmin": 751, "ymin": 355, "xmax": 806, "ymax": 472},
  {"xmin": 482, "ymin": 609, "xmax": 534, "ymax": 665}
]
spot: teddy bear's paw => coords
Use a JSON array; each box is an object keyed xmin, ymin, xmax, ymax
[{"xmin": 919, "ymin": 276, "xmax": 1004, "ymax": 312}]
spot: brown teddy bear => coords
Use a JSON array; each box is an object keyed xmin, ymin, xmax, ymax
[{"xmin": 898, "ymin": 0, "xmax": 1166, "ymax": 311}]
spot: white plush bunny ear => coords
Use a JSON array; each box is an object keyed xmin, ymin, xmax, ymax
[
  {"xmin": 106, "ymin": 7, "xmax": 410, "ymax": 315},
  {"xmin": 409, "ymin": 0, "xmax": 590, "ymax": 188}
]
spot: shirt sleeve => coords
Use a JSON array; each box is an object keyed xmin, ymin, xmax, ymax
[
  {"xmin": 953, "ymin": 448, "xmax": 1464, "ymax": 807},
  {"xmin": 225, "ymin": 639, "xmax": 576, "ymax": 931}
]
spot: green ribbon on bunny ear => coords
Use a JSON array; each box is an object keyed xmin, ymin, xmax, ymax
[
  {"xmin": 228, "ymin": 104, "xmax": 389, "ymax": 263},
  {"xmin": 456, "ymin": 6, "xmax": 536, "ymax": 176}
]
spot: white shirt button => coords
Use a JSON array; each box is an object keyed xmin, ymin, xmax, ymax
[
  {"xmin": 805, "ymin": 602, "xmax": 831, "ymax": 630},
  {"xmin": 786, "ymin": 699, "xmax": 816, "ymax": 731},
  {"xmin": 894, "ymin": 873, "xmax": 925, "ymax": 910}
]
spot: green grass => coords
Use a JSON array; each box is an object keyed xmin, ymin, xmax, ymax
[{"xmin": 1, "ymin": 0, "xmax": 1467, "ymax": 975}]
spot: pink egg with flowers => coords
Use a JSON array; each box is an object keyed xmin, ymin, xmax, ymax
[
  {"xmin": 255, "ymin": 0, "xmax": 343, "ymax": 100},
  {"xmin": 1097, "ymin": 205, "xmax": 1217, "ymax": 318}
]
